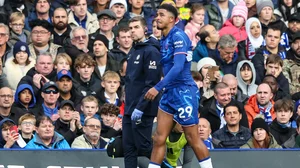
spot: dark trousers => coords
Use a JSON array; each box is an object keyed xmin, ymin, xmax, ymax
[{"xmin": 122, "ymin": 115, "xmax": 154, "ymax": 168}]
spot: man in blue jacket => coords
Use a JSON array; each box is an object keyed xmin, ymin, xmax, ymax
[{"xmin": 123, "ymin": 16, "xmax": 161, "ymax": 168}]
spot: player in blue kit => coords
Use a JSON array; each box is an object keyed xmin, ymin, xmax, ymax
[{"xmin": 145, "ymin": 4, "xmax": 213, "ymax": 168}]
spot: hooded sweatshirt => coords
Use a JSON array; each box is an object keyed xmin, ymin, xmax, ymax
[
  {"xmin": 236, "ymin": 60, "xmax": 258, "ymax": 97},
  {"xmin": 14, "ymin": 84, "xmax": 36, "ymax": 109}
]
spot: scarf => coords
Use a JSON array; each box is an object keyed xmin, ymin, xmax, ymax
[
  {"xmin": 258, "ymin": 102, "xmax": 273, "ymax": 124},
  {"xmin": 278, "ymin": 122, "xmax": 291, "ymax": 128},
  {"xmin": 246, "ymin": 38, "xmax": 256, "ymax": 59},
  {"xmin": 203, "ymin": 135, "xmax": 214, "ymax": 149},
  {"xmin": 216, "ymin": 102, "xmax": 226, "ymax": 129}
]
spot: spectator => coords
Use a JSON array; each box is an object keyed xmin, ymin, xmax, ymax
[
  {"xmin": 0, "ymin": 23, "xmax": 11, "ymax": 67},
  {"xmin": 284, "ymin": 117, "xmax": 300, "ymax": 148},
  {"xmin": 236, "ymin": 60, "xmax": 257, "ymax": 97},
  {"xmin": 204, "ymin": 0, "xmax": 234, "ymax": 30},
  {"xmin": 283, "ymin": 32, "xmax": 300, "ymax": 95},
  {"xmin": 29, "ymin": 19, "xmax": 64, "ymax": 61},
  {"xmin": 286, "ymin": 13, "xmax": 300, "ymax": 45},
  {"xmin": 198, "ymin": 118, "xmax": 214, "ymax": 149},
  {"xmin": 184, "ymin": 3, "xmax": 205, "ymax": 48},
  {"xmin": 68, "ymin": 0, "xmax": 99, "ymax": 34},
  {"xmin": 274, "ymin": 0, "xmax": 300, "ymax": 25},
  {"xmin": 0, "ymin": 87, "xmax": 21, "ymax": 123},
  {"xmin": 238, "ymin": 17, "xmax": 264, "ymax": 60},
  {"xmin": 262, "ymin": 75, "xmax": 290, "ymax": 102},
  {"xmin": 17, "ymin": 114, "xmax": 36, "ymax": 145},
  {"xmin": 212, "ymin": 101, "xmax": 251, "ymax": 148},
  {"xmin": 150, "ymin": 18, "xmax": 162, "ymax": 41},
  {"xmin": 54, "ymin": 53, "xmax": 72, "ymax": 73},
  {"xmin": 25, "ymin": 115, "xmax": 70, "ymax": 149},
  {"xmin": 92, "ymin": 34, "xmax": 119, "ymax": 79},
  {"xmin": 11, "ymin": 84, "xmax": 37, "ymax": 118},
  {"xmin": 111, "ymin": 26, "xmax": 133, "ymax": 62},
  {"xmin": 3, "ymin": 41, "xmax": 35, "ymax": 90},
  {"xmin": 219, "ymin": 0, "xmax": 248, "ymax": 43},
  {"xmin": 8, "ymin": 12, "xmax": 31, "ymax": 47},
  {"xmin": 109, "ymin": 0, "xmax": 129, "ymax": 36},
  {"xmin": 74, "ymin": 53, "xmax": 101, "ymax": 97},
  {"xmin": 192, "ymin": 25, "xmax": 219, "ymax": 68},
  {"xmin": 223, "ymin": 74, "xmax": 248, "ymax": 104},
  {"xmin": 240, "ymin": 117, "xmax": 282, "ymax": 148},
  {"xmin": 270, "ymin": 98, "xmax": 296, "ymax": 145},
  {"xmin": 55, "ymin": 100, "xmax": 83, "ymax": 145},
  {"xmin": 71, "ymin": 117, "xmax": 108, "ymax": 149},
  {"xmin": 0, "ymin": 61, "xmax": 8, "ymax": 88},
  {"xmin": 79, "ymin": 96, "xmax": 100, "ymax": 126},
  {"xmin": 91, "ymin": 0, "xmax": 110, "ymax": 14},
  {"xmin": 0, "ymin": 118, "xmax": 20, "ymax": 148},
  {"xmin": 200, "ymin": 82, "xmax": 249, "ymax": 133},
  {"xmin": 245, "ymin": 83, "xmax": 275, "ymax": 127},
  {"xmin": 252, "ymin": 25, "xmax": 286, "ymax": 84},
  {"xmin": 51, "ymin": 8, "xmax": 72, "ymax": 46},
  {"xmin": 245, "ymin": 0, "xmax": 258, "ymax": 18},
  {"xmin": 99, "ymin": 103, "xmax": 122, "ymax": 139},
  {"xmin": 212, "ymin": 34, "xmax": 242, "ymax": 75}
]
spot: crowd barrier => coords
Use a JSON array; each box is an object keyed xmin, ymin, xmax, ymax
[{"xmin": 0, "ymin": 149, "xmax": 299, "ymax": 168}]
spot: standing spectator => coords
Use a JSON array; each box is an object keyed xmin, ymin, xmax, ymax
[
  {"xmin": 68, "ymin": 0, "xmax": 99, "ymax": 34},
  {"xmin": 109, "ymin": 0, "xmax": 129, "ymax": 36},
  {"xmin": 238, "ymin": 17, "xmax": 264, "ymax": 60},
  {"xmin": 245, "ymin": 83, "xmax": 275, "ymax": 127},
  {"xmin": 222, "ymin": 74, "xmax": 248, "ymax": 105},
  {"xmin": 79, "ymin": 96, "xmax": 100, "ymax": 126},
  {"xmin": 240, "ymin": 117, "xmax": 282, "ymax": 148},
  {"xmin": 71, "ymin": 117, "xmax": 108, "ymax": 149},
  {"xmin": 4, "ymin": 41, "xmax": 35, "ymax": 91},
  {"xmin": 18, "ymin": 114, "xmax": 36, "ymax": 145},
  {"xmin": 245, "ymin": 0, "xmax": 258, "ymax": 18},
  {"xmin": 0, "ymin": 118, "xmax": 20, "ymax": 148},
  {"xmin": 269, "ymin": 98, "xmax": 296, "ymax": 145},
  {"xmin": 236, "ymin": 60, "xmax": 258, "ymax": 97},
  {"xmin": 0, "ymin": 87, "xmax": 21, "ymax": 124},
  {"xmin": 212, "ymin": 101, "xmax": 251, "ymax": 148},
  {"xmin": 123, "ymin": 16, "xmax": 161, "ymax": 168},
  {"xmin": 0, "ymin": 23, "xmax": 11, "ymax": 67},
  {"xmin": 51, "ymin": 8, "xmax": 72, "ymax": 46},
  {"xmin": 8, "ymin": 12, "xmax": 31, "ymax": 47},
  {"xmin": 184, "ymin": 3, "xmax": 205, "ymax": 48},
  {"xmin": 25, "ymin": 115, "xmax": 70, "ymax": 149}
]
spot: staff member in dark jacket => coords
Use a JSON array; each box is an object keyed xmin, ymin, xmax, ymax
[{"xmin": 123, "ymin": 16, "xmax": 161, "ymax": 168}]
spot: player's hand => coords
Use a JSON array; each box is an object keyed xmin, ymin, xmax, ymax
[{"xmin": 144, "ymin": 87, "xmax": 158, "ymax": 101}]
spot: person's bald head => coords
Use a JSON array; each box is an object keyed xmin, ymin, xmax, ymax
[
  {"xmin": 198, "ymin": 118, "xmax": 211, "ymax": 140},
  {"xmin": 222, "ymin": 74, "xmax": 238, "ymax": 97},
  {"xmin": 0, "ymin": 87, "xmax": 14, "ymax": 109},
  {"xmin": 256, "ymin": 83, "xmax": 273, "ymax": 107}
]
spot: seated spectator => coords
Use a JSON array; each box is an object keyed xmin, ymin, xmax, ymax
[
  {"xmin": 8, "ymin": 12, "xmax": 31, "ymax": 47},
  {"xmin": 55, "ymin": 100, "xmax": 83, "ymax": 145},
  {"xmin": 212, "ymin": 101, "xmax": 251, "ymax": 148},
  {"xmin": 288, "ymin": 117, "xmax": 300, "ymax": 148},
  {"xmin": 285, "ymin": 13, "xmax": 300, "ymax": 46},
  {"xmin": 3, "ymin": 41, "xmax": 35, "ymax": 90},
  {"xmin": 274, "ymin": 0, "xmax": 300, "ymax": 25},
  {"xmin": 0, "ymin": 87, "xmax": 21, "ymax": 124},
  {"xmin": 0, "ymin": 23, "xmax": 12, "ymax": 66},
  {"xmin": 79, "ymin": 96, "xmax": 100, "ymax": 126},
  {"xmin": 71, "ymin": 117, "xmax": 108, "ymax": 149},
  {"xmin": 198, "ymin": 118, "xmax": 214, "ymax": 149},
  {"xmin": 25, "ymin": 115, "xmax": 70, "ymax": 149},
  {"xmin": 109, "ymin": 0, "xmax": 129, "ymax": 36},
  {"xmin": 91, "ymin": 0, "xmax": 109, "ymax": 14},
  {"xmin": 212, "ymin": 34, "xmax": 243, "ymax": 75},
  {"xmin": 240, "ymin": 117, "xmax": 282, "ymax": 149},
  {"xmin": 111, "ymin": 26, "xmax": 133, "ymax": 62},
  {"xmin": 149, "ymin": 18, "xmax": 162, "ymax": 41},
  {"xmin": 100, "ymin": 103, "xmax": 122, "ymax": 139},
  {"xmin": 184, "ymin": 3, "xmax": 205, "ymax": 48},
  {"xmin": 219, "ymin": 1, "xmax": 248, "ymax": 43},
  {"xmin": 246, "ymin": 0, "xmax": 258, "ymax": 18},
  {"xmin": 74, "ymin": 53, "xmax": 101, "ymax": 97},
  {"xmin": 0, "ymin": 118, "xmax": 20, "ymax": 148},
  {"xmin": 238, "ymin": 17, "xmax": 264, "ymax": 60},
  {"xmin": 270, "ymin": 98, "xmax": 296, "ymax": 145},
  {"xmin": 262, "ymin": 75, "xmax": 290, "ymax": 102},
  {"xmin": 245, "ymin": 83, "xmax": 276, "ymax": 127},
  {"xmin": 51, "ymin": 8, "xmax": 72, "ymax": 46},
  {"xmin": 236, "ymin": 60, "xmax": 258, "ymax": 97},
  {"xmin": 54, "ymin": 53, "xmax": 72, "ymax": 73},
  {"xmin": 222, "ymin": 74, "xmax": 248, "ymax": 105},
  {"xmin": 17, "ymin": 113, "xmax": 36, "ymax": 145}
]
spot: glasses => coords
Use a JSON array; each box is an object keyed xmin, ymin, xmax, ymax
[
  {"xmin": 0, "ymin": 33, "xmax": 8, "ymax": 38},
  {"xmin": 99, "ymin": 17, "xmax": 113, "ymax": 22},
  {"xmin": 73, "ymin": 35, "xmax": 87, "ymax": 41},
  {"xmin": 11, "ymin": 23, "xmax": 24, "ymax": 28},
  {"xmin": 0, "ymin": 94, "xmax": 13, "ymax": 99},
  {"xmin": 32, "ymin": 30, "xmax": 49, "ymax": 35},
  {"xmin": 43, "ymin": 90, "xmax": 59, "ymax": 94},
  {"xmin": 85, "ymin": 124, "xmax": 101, "ymax": 129},
  {"xmin": 21, "ymin": 122, "xmax": 34, "ymax": 126}
]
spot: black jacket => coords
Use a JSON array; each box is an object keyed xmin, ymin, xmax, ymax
[
  {"xmin": 269, "ymin": 119, "xmax": 296, "ymax": 145},
  {"xmin": 200, "ymin": 97, "xmax": 249, "ymax": 133},
  {"xmin": 100, "ymin": 121, "xmax": 122, "ymax": 139},
  {"xmin": 74, "ymin": 74, "xmax": 101, "ymax": 97},
  {"xmin": 52, "ymin": 25, "xmax": 72, "ymax": 46},
  {"xmin": 93, "ymin": 53, "xmax": 120, "ymax": 80},
  {"xmin": 54, "ymin": 119, "xmax": 83, "ymax": 145}
]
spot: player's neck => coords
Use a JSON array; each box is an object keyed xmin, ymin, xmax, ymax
[{"xmin": 162, "ymin": 25, "xmax": 173, "ymax": 37}]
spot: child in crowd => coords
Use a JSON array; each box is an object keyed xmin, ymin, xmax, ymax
[
  {"xmin": 219, "ymin": 0, "xmax": 248, "ymax": 42},
  {"xmin": 150, "ymin": 18, "xmax": 162, "ymax": 41},
  {"xmin": 80, "ymin": 96, "xmax": 100, "ymax": 125},
  {"xmin": 236, "ymin": 60, "xmax": 257, "ymax": 97},
  {"xmin": 54, "ymin": 53, "xmax": 72, "ymax": 73},
  {"xmin": 18, "ymin": 113, "xmax": 36, "ymax": 145},
  {"xmin": 8, "ymin": 12, "xmax": 31, "ymax": 46},
  {"xmin": 12, "ymin": 84, "xmax": 37, "ymax": 117},
  {"xmin": 0, "ymin": 119, "xmax": 20, "ymax": 148},
  {"xmin": 175, "ymin": 0, "xmax": 190, "ymax": 25},
  {"xmin": 100, "ymin": 103, "xmax": 122, "ymax": 139},
  {"xmin": 184, "ymin": 3, "xmax": 205, "ymax": 48}
]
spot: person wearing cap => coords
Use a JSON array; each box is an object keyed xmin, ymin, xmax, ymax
[
  {"xmin": 109, "ymin": 0, "xmax": 129, "ymax": 35},
  {"xmin": 54, "ymin": 100, "xmax": 83, "ymax": 145},
  {"xmin": 204, "ymin": 0, "xmax": 235, "ymax": 30},
  {"xmin": 3, "ymin": 41, "xmax": 35, "ymax": 91},
  {"xmin": 29, "ymin": 19, "xmax": 64, "ymax": 61},
  {"xmin": 212, "ymin": 100, "xmax": 251, "ymax": 148},
  {"xmin": 286, "ymin": 13, "xmax": 300, "ymax": 44},
  {"xmin": 274, "ymin": 0, "xmax": 300, "ymax": 25},
  {"xmin": 56, "ymin": 69, "xmax": 83, "ymax": 107},
  {"xmin": 68, "ymin": 0, "xmax": 99, "ymax": 34},
  {"xmin": 240, "ymin": 117, "xmax": 281, "ymax": 148},
  {"xmin": 283, "ymin": 32, "xmax": 300, "ymax": 95},
  {"xmin": 92, "ymin": 34, "xmax": 120, "ymax": 80},
  {"xmin": 52, "ymin": 7, "xmax": 72, "ymax": 46},
  {"xmin": 89, "ymin": 9, "xmax": 117, "ymax": 51}
]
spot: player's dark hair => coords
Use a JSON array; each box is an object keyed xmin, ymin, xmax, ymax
[{"xmin": 159, "ymin": 4, "xmax": 178, "ymax": 19}]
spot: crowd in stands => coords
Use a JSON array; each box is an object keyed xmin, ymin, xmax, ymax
[{"xmin": 0, "ymin": 0, "xmax": 298, "ymax": 163}]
